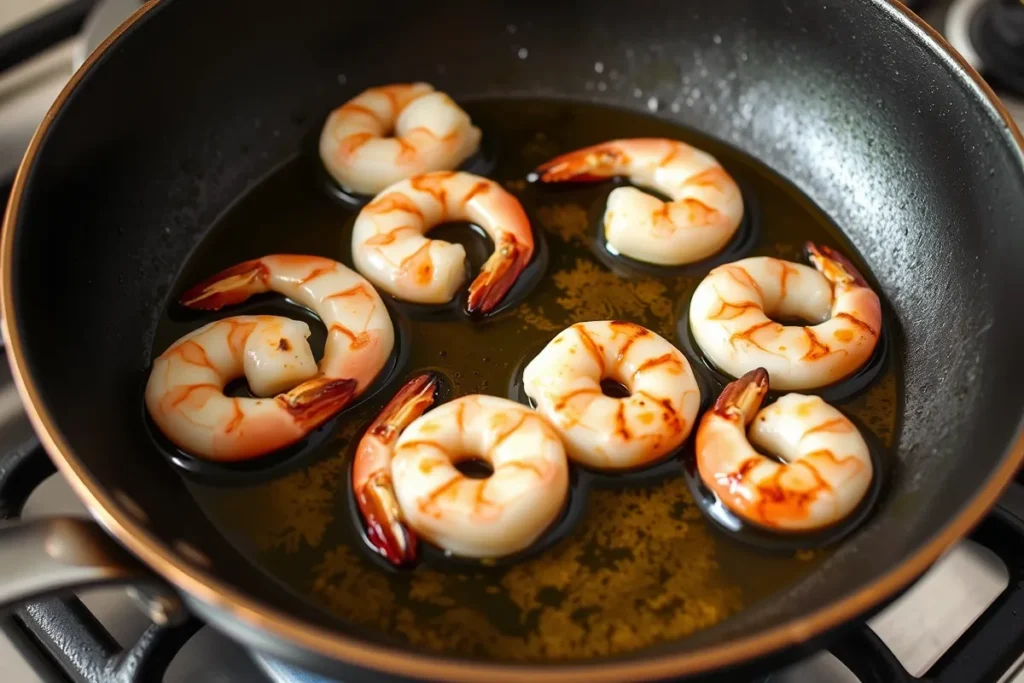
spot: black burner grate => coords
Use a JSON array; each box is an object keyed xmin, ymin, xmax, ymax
[{"xmin": 826, "ymin": 482, "xmax": 1024, "ymax": 683}]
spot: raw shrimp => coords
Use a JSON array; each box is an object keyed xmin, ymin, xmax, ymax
[
  {"xmin": 351, "ymin": 372, "xmax": 438, "ymax": 566},
  {"xmin": 319, "ymin": 83, "xmax": 481, "ymax": 196},
  {"xmin": 390, "ymin": 395, "xmax": 569, "ymax": 558},
  {"xmin": 179, "ymin": 254, "xmax": 394, "ymax": 394},
  {"xmin": 534, "ymin": 138, "xmax": 744, "ymax": 265},
  {"xmin": 695, "ymin": 368, "xmax": 873, "ymax": 531},
  {"xmin": 688, "ymin": 242, "xmax": 882, "ymax": 390},
  {"xmin": 351, "ymin": 171, "xmax": 534, "ymax": 314},
  {"xmin": 145, "ymin": 316, "xmax": 354, "ymax": 461},
  {"xmin": 522, "ymin": 321, "xmax": 701, "ymax": 470}
]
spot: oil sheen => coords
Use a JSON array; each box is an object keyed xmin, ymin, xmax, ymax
[{"xmin": 154, "ymin": 98, "xmax": 903, "ymax": 662}]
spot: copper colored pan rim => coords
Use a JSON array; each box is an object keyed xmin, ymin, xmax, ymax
[{"xmin": 2, "ymin": 0, "xmax": 1023, "ymax": 680}]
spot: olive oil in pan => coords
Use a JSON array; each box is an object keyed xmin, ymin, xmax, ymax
[{"xmin": 157, "ymin": 99, "xmax": 902, "ymax": 661}]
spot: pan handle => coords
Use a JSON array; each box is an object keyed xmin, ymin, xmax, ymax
[
  {"xmin": 0, "ymin": 398, "xmax": 184, "ymax": 622},
  {"xmin": 0, "ymin": 435, "xmax": 198, "ymax": 683},
  {"xmin": 0, "ymin": 516, "xmax": 185, "ymax": 624}
]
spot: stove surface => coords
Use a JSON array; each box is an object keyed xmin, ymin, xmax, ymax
[{"xmin": 1, "ymin": 1, "xmax": 1023, "ymax": 682}]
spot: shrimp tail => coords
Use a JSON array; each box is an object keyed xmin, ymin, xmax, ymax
[
  {"xmin": 534, "ymin": 143, "xmax": 629, "ymax": 183},
  {"xmin": 466, "ymin": 235, "xmax": 532, "ymax": 315},
  {"xmin": 369, "ymin": 372, "xmax": 439, "ymax": 440},
  {"xmin": 280, "ymin": 376, "xmax": 358, "ymax": 428},
  {"xmin": 360, "ymin": 474, "xmax": 418, "ymax": 566},
  {"xmin": 714, "ymin": 368, "xmax": 769, "ymax": 425},
  {"xmin": 357, "ymin": 372, "xmax": 439, "ymax": 565},
  {"xmin": 178, "ymin": 258, "xmax": 271, "ymax": 310},
  {"xmin": 805, "ymin": 241, "xmax": 868, "ymax": 288}
]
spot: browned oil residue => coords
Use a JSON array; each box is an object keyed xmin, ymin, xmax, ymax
[{"xmin": 161, "ymin": 99, "xmax": 902, "ymax": 662}]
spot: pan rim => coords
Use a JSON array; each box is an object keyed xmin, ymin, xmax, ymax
[{"xmin": 3, "ymin": 0, "xmax": 1024, "ymax": 680}]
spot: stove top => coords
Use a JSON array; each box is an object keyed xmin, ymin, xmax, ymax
[
  {"xmin": 941, "ymin": 0, "xmax": 1024, "ymax": 101},
  {"xmin": 1, "ymin": 1, "xmax": 1023, "ymax": 682}
]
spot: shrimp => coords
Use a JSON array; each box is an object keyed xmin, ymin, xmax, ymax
[
  {"xmin": 179, "ymin": 254, "xmax": 394, "ymax": 394},
  {"xmin": 144, "ymin": 316, "xmax": 355, "ymax": 461},
  {"xmin": 695, "ymin": 368, "xmax": 873, "ymax": 531},
  {"xmin": 319, "ymin": 83, "xmax": 481, "ymax": 196},
  {"xmin": 390, "ymin": 395, "xmax": 569, "ymax": 558},
  {"xmin": 351, "ymin": 372, "xmax": 438, "ymax": 566},
  {"xmin": 351, "ymin": 171, "xmax": 534, "ymax": 315},
  {"xmin": 688, "ymin": 242, "xmax": 882, "ymax": 391},
  {"xmin": 534, "ymin": 138, "xmax": 744, "ymax": 265},
  {"xmin": 522, "ymin": 321, "xmax": 702, "ymax": 471}
]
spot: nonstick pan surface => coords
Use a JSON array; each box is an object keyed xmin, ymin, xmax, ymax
[{"xmin": 3, "ymin": 0, "xmax": 1024, "ymax": 680}]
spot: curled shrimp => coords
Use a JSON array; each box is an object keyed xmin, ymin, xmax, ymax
[
  {"xmin": 695, "ymin": 368, "xmax": 873, "ymax": 531},
  {"xmin": 390, "ymin": 395, "xmax": 569, "ymax": 558},
  {"xmin": 319, "ymin": 83, "xmax": 481, "ymax": 196},
  {"xmin": 352, "ymin": 372, "xmax": 438, "ymax": 566},
  {"xmin": 144, "ymin": 316, "xmax": 354, "ymax": 461},
  {"xmin": 522, "ymin": 321, "xmax": 701, "ymax": 471},
  {"xmin": 179, "ymin": 254, "xmax": 394, "ymax": 394},
  {"xmin": 351, "ymin": 171, "xmax": 534, "ymax": 315},
  {"xmin": 534, "ymin": 138, "xmax": 744, "ymax": 265},
  {"xmin": 688, "ymin": 242, "xmax": 882, "ymax": 390}
]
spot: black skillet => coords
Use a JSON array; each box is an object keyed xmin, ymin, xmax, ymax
[{"xmin": 1, "ymin": 0, "xmax": 1023, "ymax": 681}]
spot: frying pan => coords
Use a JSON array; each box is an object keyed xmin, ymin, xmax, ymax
[{"xmin": 2, "ymin": 0, "xmax": 1023, "ymax": 680}]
